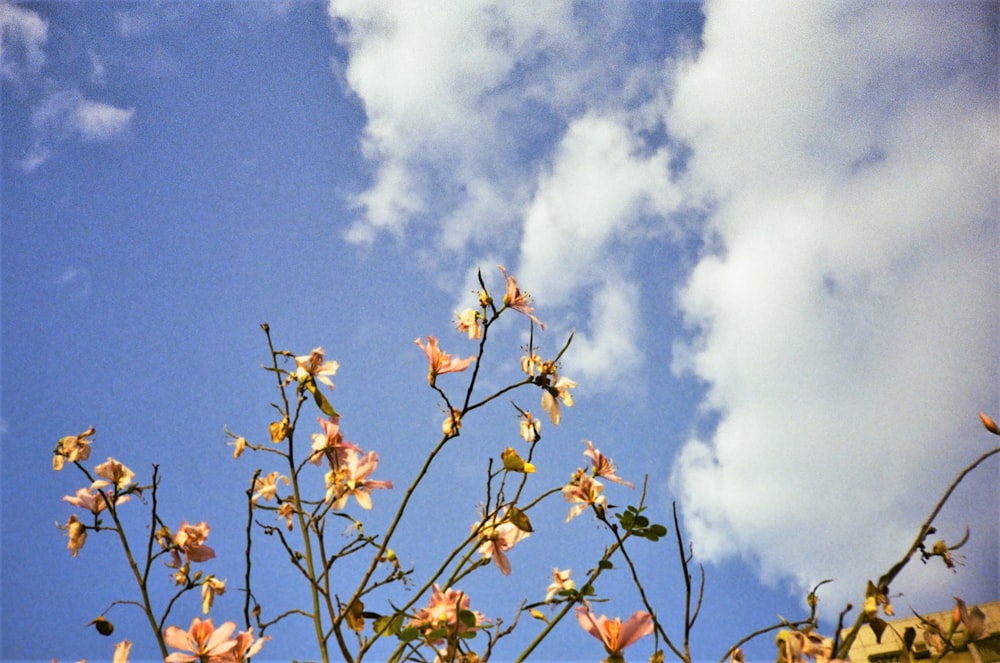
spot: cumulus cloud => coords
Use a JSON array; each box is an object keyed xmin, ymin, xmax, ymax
[
  {"xmin": 328, "ymin": 2, "xmax": 688, "ymax": 386},
  {"xmin": 328, "ymin": 0, "xmax": 998, "ymax": 609},
  {"xmin": 329, "ymin": 0, "xmax": 580, "ymax": 243},
  {"xmin": 668, "ymin": 0, "xmax": 998, "ymax": 606}
]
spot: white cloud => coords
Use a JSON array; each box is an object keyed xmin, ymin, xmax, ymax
[
  {"xmin": 22, "ymin": 89, "xmax": 134, "ymax": 170},
  {"xmin": 668, "ymin": 0, "xmax": 998, "ymax": 607},
  {"xmin": 73, "ymin": 98, "xmax": 135, "ymax": 142},
  {"xmin": 0, "ymin": 1, "xmax": 47, "ymax": 81},
  {"xmin": 518, "ymin": 113, "xmax": 681, "ymax": 384}
]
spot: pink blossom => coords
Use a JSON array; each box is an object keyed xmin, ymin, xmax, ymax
[
  {"xmin": 541, "ymin": 376, "xmax": 576, "ymax": 425},
  {"xmin": 474, "ymin": 512, "xmax": 531, "ymax": 575},
  {"xmin": 455, "ymin": 308, "xmax": 482, "ymax": 340},
  {"xmin": 410, "ymin": 584, "xmax": 485, "ymax": 645},
  {"xmin": 293, "ymin": 347, "xmax": 339, "ymax": 388},
  {"xmin": 251, "ymin": 471, "xmax": 288, "ymax": 504},
  {"xmin": 583, "ymin": 440, "xmax": 633, "ymax": 487},
  {"xmin": 62, "ymin": 487, "xmax": 129, "ymax": 515},
  {"xmin": 326, "ymin": 450, "xmax": 393, "ymax": 510},
  {"xmin": 163, "ymin": 617, "xmax": 238, "ymax": 662},
  {"xmin": 414, "ymin": 336, "xmax": 475, "ymax": 384},
  {"xmin": 498, "ymin": 265, "xmax": 545, "ymax": 329},
  {"xmin": 170, "ymin": 521, "xmax": 216, "ymax": 566},
  {"xmin": 576, "ymin": 607, "xmax": 653, "ymax": 661},
  {"xmin": 545, "ymin": 568, "xmax": 575, "ymax": 602},
  {"xmin": 309, "ymin": 416, "xmax": 361, "ymax": 466},
  {"xmin": 562, "ymin": 472, "xmax": 607, "ymax": 522},
  {"xmin": 92, "ymin": 457, "xmax": 135, "ymax": 491},
  {"xmin": 52, "ymin": 426, "xmax": 96, "ymax": 471}
]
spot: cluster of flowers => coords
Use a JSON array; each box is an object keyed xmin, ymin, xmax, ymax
[{"xmin": 52, "ymin": 428, "xmax": 268, "ymax": 662}]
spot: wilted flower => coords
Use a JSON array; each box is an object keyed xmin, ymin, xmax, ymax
[
  {"xmin": 201, "ymin": 576, "xmax": 226, "ymax": 614},
  {"xmin": 442, "ymin": 408, "xmax": 463, "ymax": 437},
  {"xmin": 583, "ymin": 440, "xmax": 633, "ymax": 487},
  {"xmin": 170, "ymin": 521, "xmax": 216, "ymax": 567},
  {"xmin": 52, "ymin": 426, "xmax": 96, "ymax": 470},
  {"xmin": 497, "ymin": 265, "xmax": 545, "ymax": 329},
  {"xmin": 954, "ymin": 597, "xmax": 988, "ymax": 640},
  {"xmin": 64, "ymin": 514, "xmax": 87, "ymax": 557},
  {"xmin": 455, "ymin": 308, "xmax": 482, "ymax": 340},
  {"xmin": 251, "ymin": 471, "xmax": 288, "ymax": 504},
  {"xmin": 326, "ymin": 450, "xmax": 393, "ymax": 510},
  {"xmin": 562, "ymin": 472, "xmax": 607, "ymax": 522},
  {"xmin": 541, "ymin": 376, "xmax": 576, "ymax": 425},
  {"xmin": 163, "ymin": 617, "xmax": 238, "ymax": 662},
  {"xmin": 474, "ymin": 512, "xmax": 531, "ymax": 575},
  {"xmin": 230, "ymin": 436, "xmax": 247, "ymax": 460},
  {"xmin": 415, "ymin": 336, "xmax": 475, "ymax": 385},
  {"xmin": 269, "ymin": 418, "xmax": 289, "ymax": 443},
  {"xmin": 576, "ymin": 607, "xmax": 653, "ymax": 662},
  {"xmin": 293, "ymin": 347, "xmax": 339, "ymax": 388},
  {"xmin": 92, "ymin": 457, "xmax": 135, "ymax": 491},
  {"xmin": 277, "ymin": 502, "xmax": 295, "ymax": 531},
  {"xmin": 545, "ymin": 568, "xmax": 575, "ymax": 602}
]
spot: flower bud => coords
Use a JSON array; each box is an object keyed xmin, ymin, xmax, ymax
[
  {"xmin": 88, "ymin": 616, "xmax": 114, "ymax": 636},
  {"xmin": 979, "ymin": 412, "xmax": 999, "ymax": 435}
]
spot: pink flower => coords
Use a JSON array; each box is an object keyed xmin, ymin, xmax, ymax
[
  {"xmin": 474, "ymin": 512, "xmax": 531, "ymax": 575},
  {"xmin": 541, "ymin": 375, "xmax": 576, "ymax": 425},
  {"xmin": 163, "ymin": 618, "xmax": 238, "ymax": 662},
  {"xmin": 293, "ymin": 347, "xmax": 339, "ymax": 388},
  {"xmin": 415, "ymin": 336, "xmax": 475, "ymax": 384},
  {"xmin": 309, "ymin": 417, "xmax": 361, "ymax": 466},
  {"xmin": 113, "ymin": 640, "xmax": 131, "ymax": 663},
  {"xmin": 326, "ymin": 450, "xmax": 393, "ymax": 510},
  {"xmin": 498, "ymin": 265, "xmax": 545, "ymax": 329},
  {"xmin": 62, "ymin": 487, "xmax": 129, "ymax": 515},
  {"xmin": 455, "ymin": 308, "xmax": 482, "ymax": 340},
  {"xmin": 576, "ymin": 607, "xmax": 653, "ymax": 661},
  {"xmin": 562, "ymin": 472, "xmax": 607, "ymax": 522},
  {"xmin": 519, "ymin": 411, "xmax": 541, "ymax": 442},
  {"xmin": 170, "ymin": 521, "xmax": 216, "ymax": 566},
  {"xmin": 92, "ymin": 457, "xmax": 135, "ymax": 491},
  {"xmin": 52, "ymin": 426, "xmax": 96, "ymax": 471},
  {"xmin": 410, "ymin": 584, "xmax": 485, "ymax": 645},
  {"xmin": 545, "ymin": 568, "xmax": 575, "ymax": 602},
  {"xmin": 215, "ymin": 627, "xmax": 269, "ymax": 662},
  {"xmin": 583, "ymin": 440, "xmax": 633, "ymax": 487},
  {"xmin": 251, "ymin": 471, "xmax": 288, "ymax": 504}
]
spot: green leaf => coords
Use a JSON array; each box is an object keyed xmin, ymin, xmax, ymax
[
  {"xmin": 305, "ymin": 380, "xmax": 339, "ymax": 417},
  {"xmin": 458, "ymin": 609, "xmax": 478, "ymax": 628},
  {"xmin": 398, "ymin": 627, "xmax": 421, "ymax": 643},
  {"xmin": 598, "ymin": 559, "xmax": 614, "ymax": 570},
  {"xmin": 507, "ymin": 506, "xmax": 534, "ymax": 532},
  {"xmin": 374, "ymin": 613, "xmax": 404, "ymax": 636}
]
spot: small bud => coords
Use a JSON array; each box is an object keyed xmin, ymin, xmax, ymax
[{"xmin": 979, "ymin": 412, "xmax": 999, "ymax": 435}]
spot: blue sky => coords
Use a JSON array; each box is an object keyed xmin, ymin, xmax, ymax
[{"xmin": 2, "ymin": 2, "xmax": 997, "ymax": 662}]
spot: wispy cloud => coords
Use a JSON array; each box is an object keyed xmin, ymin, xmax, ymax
[
  {"xmin": 22, "ymin": 89, "xmax": 134, "ymax": 171},
  {"xmin": 667, "ymin": 0, "xmax": 998, "ymax": 606},
  {"xmin": 55, "ymin": 265, "xmax": 92, "ymax": 298},
  {"xmin": 0, "ymin": 1, "xmax": 48, "ymax": 81}
]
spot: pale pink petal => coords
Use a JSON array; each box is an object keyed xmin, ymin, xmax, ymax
[{"xmin": 617, "ymin": 611, "xmax": 654, "ymax": 650}]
